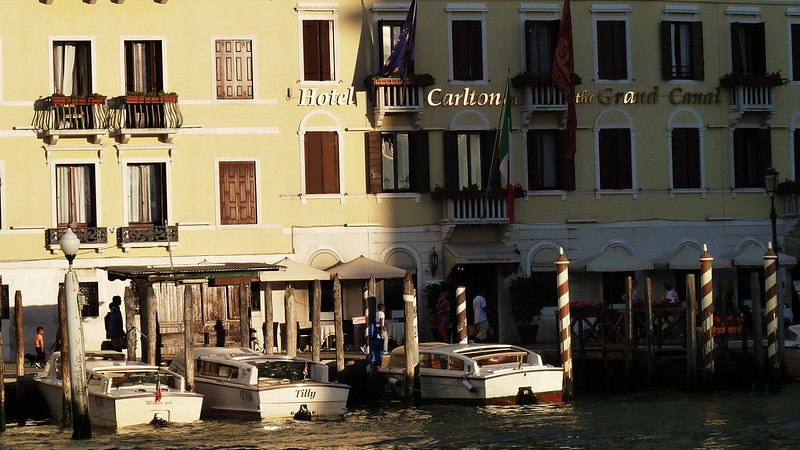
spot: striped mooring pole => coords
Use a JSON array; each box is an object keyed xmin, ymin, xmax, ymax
[
  {"xmin": 699, "ymin": 244, "xmax": 715, "ymax": 385},
  {"xmin": 456, "ymin": 286, "xmax": 468, "ymax": 344},
  {"xmin": 555, "ymin": 247, "xmax": 573, "ymax": 400},
  {"xmin": 764, "ymin": 243, "xmax": 780, "ymax": 391}
]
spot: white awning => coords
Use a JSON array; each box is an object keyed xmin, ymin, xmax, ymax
[
  {"xmin": 729, "ymin": 245, "xmax": 797, "ymax": 267},
  {"xmin": 573, "ymin": 246, "xmax": 653, "ymax": 272},
  {"xmin": 653, "ymin": 246, "xmax": 732, "ymax": 270},
  {"xmin": 325, "ymin": 255, "xmax": 407, "ymax": 280},
  {"xmin": 442, "ymin": 243, "xmax": 521, "ymax": 276},
  {"xmin": 259, "ymin": 258, "xmax": 331, "ymax": 282}
]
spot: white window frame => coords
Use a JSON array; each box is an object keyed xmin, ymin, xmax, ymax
[
  {"xmin": 48, "ymin": 36, "xmax": 97, "ymax": 95},
  {"xmin": 787, "ymin": 8, "xmax": 800, "ymax": 85},
  {"xmin": 210, "ymin": 35, "xmax": 258, "ymax": 103},
  {"xmin": 298, "ymin": 110, "xmax": 345, "ymax": 201},
  {"xmin": 518, "ymin": 3, "xmax": 562, "ymax": 75},
  {"xmin": 446, "ymin": 3, "xmax": 489, "ymax": 85},
  {"xmin": 48, "ymin": 157, "xmax": 103, "ymax": 229},
  {"xmin": 296, "ymin": 3, "xmax": 340, "ymax": 85},
  {"xmin": 371, "ymin": 2, "xmax": 411, "ymax": 73},
  {"xmin": 725, "ymin": 6, "xmax": 762, "ymax": 74},
  {"xmin": 728, "ymin": 124, "xmax": 769, "ymax": 195},
  {"xmin": 593, "ymin": 107, "xmax": 637, "ymax": 198},
  {"xmin": 591, "ymin": 3, "xmax": 633, "ymax": 84},
  {"xmin": 119, "ymin": 157, "xmax": 172, "ymax": 227},
  {"xmin": 666, "ymin": 106, "xmax": 706, "ymax": 197},
  {"xmin": 214, "ymin": 157, "xmax": 262, "ymax": 228},
  {"xmin": 119, "ymin": 36, "xmax": 169, "ymax": 94}
]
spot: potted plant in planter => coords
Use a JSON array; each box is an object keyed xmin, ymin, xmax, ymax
[{"xmin": 508, "ymin": 275, "xmax": 547, "ymax": 343}]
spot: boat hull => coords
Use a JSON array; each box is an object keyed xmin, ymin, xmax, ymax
[
  {"xmin": 383, "ymin": 367, "xmax": 563, "ymax": 405},
  {"xmin": 194, "ymin": 378, "xmax": 349, "ymax": 420}
]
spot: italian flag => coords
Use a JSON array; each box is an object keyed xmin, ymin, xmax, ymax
[{"xmin": 498, "ymin": 82, "xmax": 514, "ymax": 223}]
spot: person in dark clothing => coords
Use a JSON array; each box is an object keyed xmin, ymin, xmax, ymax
[{"xmin": 105, "ymin": 295, "xmax": 125, "ymax": 351}]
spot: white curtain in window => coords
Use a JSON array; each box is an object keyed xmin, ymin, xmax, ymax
[
  {"xmin": 56, "ymin": 165, "xmax": 89, "ymax": 225},
  {"xmin": 130, "ymin": 42, "xmax": 147, "ymax": 92},
  {"xmin": 129, "ymin": 165, "xmax": 149, "ymax": 223},
  {"xmin": 53, "ymin": 42, "xmax": 91, "ymax": 96}
]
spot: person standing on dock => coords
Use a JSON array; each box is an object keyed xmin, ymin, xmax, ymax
[
  {"xmin": 473, "ymin": 288, "xmax": 489, "ymax": 343},
  {"xmin": 105, "ymin": 295, "xmax": 125, "ymax": 352},
  {"xmin": 433, "ymin": 292, "xmax": 451, "ymax": 342},
  {"xmin": 34, "ymin": 326, "xmax": 46, "ymax": 368}
]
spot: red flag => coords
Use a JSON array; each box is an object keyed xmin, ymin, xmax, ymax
[
  {"xmin": 155, "ymin": 372, "xmax": 163, "ymax": 402},
  {"xmin": 553, "ymin": 0, "xmax": 576, "ymax": 189}
]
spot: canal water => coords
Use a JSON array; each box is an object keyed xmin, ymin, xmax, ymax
[{"xmin": 2, "ymin": 384, "xmax": 800, "ymax": 449}]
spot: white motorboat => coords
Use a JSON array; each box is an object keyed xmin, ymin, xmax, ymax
[
  {"xmin": 169, "ymin": 347, "xmax": 350, "ymax": 420},
  {"xmin": 36, "ymin": 351, "xmax": 203, "ymax": 429},
  {"xmin": 788, "ymin": 324, "xmax": 800, "ymax": 380},
  {"xmin": 379, "ymin": 343, "xmax": 563, "ymax": 405}
]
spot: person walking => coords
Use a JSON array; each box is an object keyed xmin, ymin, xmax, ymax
[
  {"xmin": 472, "ymin": 288, "xmax": 489, "ymax": 343},
  {"xmin": 105, "ymin": 295, "xmax": 125, "ymax": 351},
  {"xmin": 433, "ymin": 292, "xmax": 451, "ymax": 342},
  {"xmin": 34, "ymin": 326, "xmax": 46, "ymax": 368}
]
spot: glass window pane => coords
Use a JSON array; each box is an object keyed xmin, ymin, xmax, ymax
[
  {"xmin": 542, "ymin": 133, "xmax": 558, "ymax": 187},
  {"xmin": 469, "ymin": 134, "xmax": 482, "ymax": 188},
  {"xmin": 396, "ymin": 133, "xmax": 410, "ymax": 190},
  {"xmin": 457, "ymin": 134, "xmax": 469, "ymax": 189},
  {"xmin": 382, "ymin": 135, "xmax": 396, "ymax": 190}
]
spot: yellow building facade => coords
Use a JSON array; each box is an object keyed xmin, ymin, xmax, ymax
[{"xmin": 1, "ymin": 0, "xmax": 799, "ymax": 356}]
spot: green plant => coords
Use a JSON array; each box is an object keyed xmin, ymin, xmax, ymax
[
  {"xmin": 508, "ymin": 275, "xmax": 546, "ymax": 325},
  {"xmin": 777, "ymin": 179, "xmax": 800, "ymax": 195}
]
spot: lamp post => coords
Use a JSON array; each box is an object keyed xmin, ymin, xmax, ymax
[
  {"xmin": 59, "ymin": 228, "xmax": 91, "ymax": 439},
  {"xmin": 765, "ymin": 166, "xmax": 779, "ymax": 252}
]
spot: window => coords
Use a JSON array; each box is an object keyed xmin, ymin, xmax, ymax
[
  {"xmin": 127, "ymin": 163, "xmax": 167, "ymax": 226},
  {"xmin": 56, "ymin": 164, "xmax": 96, "ymax": 228},
  {"xmin": 527, "ymin": 129, "xmax": 570, "ymax": 191},
  {"xmin": 302, "ymin": 20, "xmax": 335, "ymax": 81},
  {"xmin": 219, "ymin": 161, "xmax": 257, "ymax": 225},
  {"xmin": 525, "ymin": 20, "xmax": 559, "ymax": 76},
  {"xmin": 378, "ymin": 19, "xmax": 415, "ymax": 73},
  {"xmin": 671, "ymin": 128, "xmax": 701, "ymax": 189},
  {"xmin": 443, "ymin": 131, "xmax": 499, "ymax": 190},
  {"xmin": 53, "ymin": 41, "xmax": 92, "ymax": 96},
  {"xmin": 451, "ymin": 20, "xmax": 484, "ymax": 81},
  {"xmin": 304, "ymin": 131, "xmax": 339, "ymax": 194},
  {"xmin": 730, "ymin": 22, "xmax": 766, "ymax": 75},
  {"xmin": 794, "ymin": 129, "xmax": 800, "ymax": 178},
  {"xmin": 598, "ymin": 128, "xmax": 632, "ymax": 189},
  {"xmin": 58, "ymin": 282, "xmax": 99, "ymax": 317},
  {"xmin": 215, "ymin": 40, "xmax": 253, "ymax": 100},
  {"xmin": 661, "ymin": 22, "xmax": 704, "ymax": 80},
  {"xmin": 596, "ymin": 20, "xmax": 628, "ymax": 80},
  {"xmin": 792, "ymin": 24, "xmax": 800, "ymax": 81},
  {"xmin": 124, "ymin": 40, "xmax": 163, "ymax": 94},
  {"xmin": 366, "ymin": 131, "xmax": 430, "ymax": 193},
  {"xmin": 733, "ymin": 128, "xmax": 771, "ymax": 188}
]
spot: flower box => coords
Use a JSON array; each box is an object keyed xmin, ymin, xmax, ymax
[
  {"xmin": 50, "ymin": 95, "xmax": 106, "ymax": 106},
  {"xmin": 511, "ymin": 72, "xmax": 582, "ymax": 87},
  {"xmin": 125, "ymin": 94, "xmax": 179, "ymax": 105},
  {"xmin": 719, "ymin": 72, "xmax": 787, "ymax": 87},
  {"xmin": 431, "ymin": 188, "xmax": 524, "ymax": 200},
  {"xmin": 367, "ymin": 74, "xmax": 435, "ymax": 88}
]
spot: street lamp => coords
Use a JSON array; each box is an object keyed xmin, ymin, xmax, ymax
[
  {"xmin": 765, "ymin": 166, "xmax": 779, "ymax": 252},
  {"xmin": 59, "ymin": 228, "xmax": 91, "ymax": 439}
]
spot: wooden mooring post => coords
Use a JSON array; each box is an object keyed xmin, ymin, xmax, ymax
[
  {"xmin": 699, "ymin": 245, "xmax": 715, "ymax": 387},
  {"xmin": 685, "ymin": 274, "xmax": 698, "ymax": 387},
  {"xmin": 751, "ymin": 272, "xmax": 765, "ymax": 391},
  {"xmin": 264, "ymin": 282, "xmax": 274, "ymax": 355},
  {"xmin": 239, "ymin": 283, "xmax": 249, "ymax": 349},
  {"xmin": 312, "ymin": 280, "xmax": 322, "ymax": 363},
  {"xmin": 333, "ymin": 275, "xmax": 345, "ymax": 375},
  {"xmin": 284, "ymin": 286, "xmax": 297, "ymax": 358},
  {"xmin": 58, "ymin": 286, "xmax": 72, "ymax": 428},
  {"xmin": 764, "ymin": 244, "xmax": 780, "ymax": 391},
  {"xmin": 644, "ymin": 277, "xmax": 655, "ymax": 387},
  {"xmin": 123, "ymin": 287, "xmax": 137, "ymax": 362},
  {"xmin": 0, "ymin": 276, "xmax": 5, "ymax": 433},
  {"xmin": 183, "ymin": 285, "xmax": 195, "ymax": 391},
  {"xmin": 555, "ymin": 248, "xmax": 573, "ymax": 400},
  {"xmin": 624, "ymin": 277, "xmax": 634, "ymax": 389},
  {"xmin": 14, "ymin": 290, "xmax": 24, "ymax": 426},
  {"xmin": 455, "ymin": 286, "xmax": 467, "ymax": 344},
  {"xmin": 143, "ymin": 285, "xmax": 158, "ymax": 365},
  {"xmin": 402, "ymin": 272, "xmax": 418, "ymax": 406}
]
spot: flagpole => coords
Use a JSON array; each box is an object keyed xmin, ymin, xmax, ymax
[{"xmin": 485, "ymin": 68, "xmax": 512, "ymax": 213}]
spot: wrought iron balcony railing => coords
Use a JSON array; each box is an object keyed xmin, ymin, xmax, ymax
[
  {"xmin": 32, "ymin": 96, "xmax": 109, "ymax": 144},
  {"xmin": 45, "ymin": 227, "xmax": 108, "ymax": 247},
  {"xmin": 116, "ymin": 225, "xmax": 179, "ymax": 246},
  {"xmin": 108, "ymin": 94, "xmax": 183, "ymax": 143}
]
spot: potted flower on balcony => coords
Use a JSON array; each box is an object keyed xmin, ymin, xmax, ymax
[
  {"xmin": 509, "ymin": 275, "xmax": 546, "ymax": 343},
  {"xmin": 125, "ymin": 91, "xmax": 179, "ymax": 104},
  {"xmin": 719, "ymin": 70, "xmax": 788, "ymax": 87},
  {"xmin": 50, "ymin": 91, "xmax": 107, "ymax": 106},
  {"xmin": 777, "ymin": 179, "xmax": 800, "ymax": 195},
  {"xmin": 511, "ymin": 71, "xmax": 582, "ymax": 87}
]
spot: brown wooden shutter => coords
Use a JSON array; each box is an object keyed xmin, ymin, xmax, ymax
[
  {"xmin": 318, "ymin": 20, "xmax": 333, "ymax": 81},
  {"xmin": 469, "ymin": 21, "xmax": 483, "ymax": 80},
  {"xmin": 753, "ymin": 22, "xmax": 767, "ymax": 74},
  {"xmin": 409, "ymin": 131, "xmax": 430, "ymax": 193},
  {"xmin": 733, "ymin": 129, "xmax": 745, "ymax": 188},
  {"xmin": 613, "ymin": 21, "xmax": 627, "ymax": 79},
  {"xmin": 686, "ymin": 128, "xmax": 701, "ymax": 188},
  {"xmin": 731, "ymin": 23, "xmax": 743, "ymax": 74},
  {"xmin": 480, "ymin": 130, "xmax": 499, "ymax": 189},
  {"xmin": 321, "ymin": 131, "xmax": 340, "ymax": 194},
  {"xmin": 452, "ymin": 21, "xmax": 470, "ymax": 80},
  {"xmin": 366, "ymin": 131, "xmax": 383, "ymax": 194},
  {"xmin": 527, "ymin": 130, "xmax": 539, "ymax": 189},
  {"xmin": 758, "ymin": 128, "xmax": 772, "ymax": 187},
  {"xmin": 690, "ymin": 22, "xmax": 704, "ymax": 80},
  {"xmin": 793, "ymin": 25, "xmax": 800, "ymax": 81},
  {"xmin": 216, "ymin": 40, "xmax": 253, "ymax": 99},
  {"xmin": 304, "ymin": 132, "xmax": 324, "ymax": 194},
  {"xmin": 619, "ymin": 129, "xmax": 632, "ymax": 189},
  {"xmin": 672, "ymin": 128, "xmax": 689, "ymax": 188},
  {"xmin": 557, "ymin": 130, "xmax": 575, "ymax": 191},
  {"xmin": 443, "ymin": 131, "xmax": 459, "ymax": 190},
  {"xmin": 597, "ymin": 21, "xmax": 614, "ymax": 79},
  {"xmin": 599, "ymin": 129, "xmax": 631, "ymax": 189},
  {"xmin": 303, "ymin": 21, "xmax": 322, "ymax": 81},
  {"xmin": 794, "ymin": 129, "xmax": 800, "ymax": 178},
  {"xmin": 660, "ymin": 22, "xmax": 673, "ymax": 80},
  {"xmin": 219, "ymin": 161, "xmax": 257, "ymax": 225}
]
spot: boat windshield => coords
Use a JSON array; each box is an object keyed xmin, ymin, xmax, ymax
[
  {"xmin": 102, "ymin": 371, "xmax": 179, "ymax": 389},
  {"xmin": 254, "ymin": 361, "xmax": 307, "ymax": 381},
  {"xmin": 473, "ymin": 351, "xmax": 528, "ymax": 368}
]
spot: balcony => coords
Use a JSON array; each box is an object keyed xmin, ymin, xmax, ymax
[
  {"xmin": 367, "ymin": 75, "xmax": 434, "ymax": 127},
  {"xmin": 720, "ymin": 73, "xmax": 787, "ymax": 124},
  {"xmin": 117, "ymin": 225, "xmax": 179, "ymax": 250},
  {"xmin": 45, "ymin": 227, "xmax": 108, "ymax": 251},
  {"xmin": 432, "ymin": 189, "xmax": 519, "ymax": 240},
  {"xmin": 108, "ymin": 93, "xmax": 183, "ymax": 143},
  {"xmin": 511, "ymin": 74, "xmax": 579, "ymax": 126},
  {"xmin": 32, "ymin": 95, "xmax": 108, "ymax": 145}
]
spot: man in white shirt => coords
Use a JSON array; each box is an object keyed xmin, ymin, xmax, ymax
[
  {"xmin": 473, "ymin": 288, "xmax": 489, "ymax": 342},
  {"xmin": 376, "ymin": 303, "xmax": 389, "ymax": 354}
]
